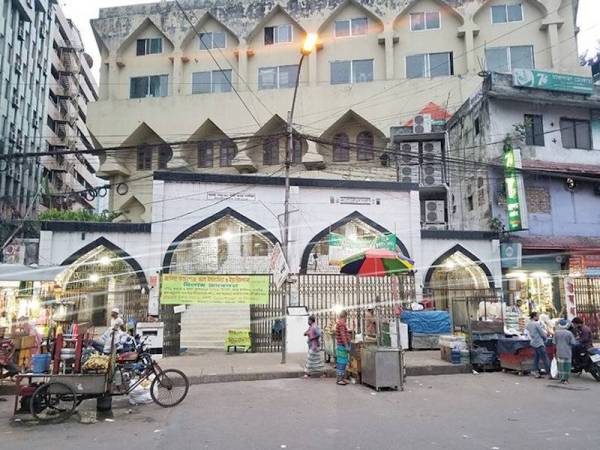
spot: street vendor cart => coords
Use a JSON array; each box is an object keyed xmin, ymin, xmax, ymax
[
  {"xmin": 12, "ymin": 333, "xmax": 189, "ymax": 423},
  {"xmin": 498, "ymin": 337, "xmax": 555, "ymax": 375}
]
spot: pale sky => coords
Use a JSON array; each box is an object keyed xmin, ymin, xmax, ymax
[{"xmin": 62, "ymin": 0, "xmax": 600, "ymax": 83}]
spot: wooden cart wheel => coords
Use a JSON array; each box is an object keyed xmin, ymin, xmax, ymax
[{"xmin": 30, "ymin": 382, "xmax": 77, "ymax": 423}]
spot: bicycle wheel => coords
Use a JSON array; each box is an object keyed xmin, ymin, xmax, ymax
[
  {"xmin": 150, "ymin": 369, "xmax": 189, "ymax": 408},
  {"xmin": 30, "ymin": 382, "xmax": 77, "ymax": 423}
]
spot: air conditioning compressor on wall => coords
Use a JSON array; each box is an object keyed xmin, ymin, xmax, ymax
[
  {"xmin": 423, "ymin": 200, "xmax": 446, "ymax": 225},
  {"xmin": 413, "ymin": 114, "xmax": 432, "ymax": 134}
]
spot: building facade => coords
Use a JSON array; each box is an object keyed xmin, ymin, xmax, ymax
[
  {"xmin": 0, "ymin": 0, "xmax": 54, "ymax": 220},
  {"xmin": 42, "ymin": 5, "xmax": 101, "ymax": 212},
  {"xmin": 447, "ymin": 72, "xmax": 600, "ymax": 334},
  {"xmin": 88, "ymin": 0, "xmax": 584, "ymax": 223},
  {"xmin": 36, "ymin": 0, "xmax": 591, "ymax": 350}
]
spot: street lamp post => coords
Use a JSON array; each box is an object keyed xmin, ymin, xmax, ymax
[{"xmin": 281, "ymin": 33, "xmax": 318, "ymax": 364}]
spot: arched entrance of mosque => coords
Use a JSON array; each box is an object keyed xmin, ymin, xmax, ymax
[
  {"xmin": 58, "ymin": 238, "xmax": 148, "ymax": 329},
  {"xmin": 424, "ymin": 245, "xmax": 496, "ymax": 329},
  {"xmin": 162, "ymin": 208, "xmax": 279, "ymax": 352}
]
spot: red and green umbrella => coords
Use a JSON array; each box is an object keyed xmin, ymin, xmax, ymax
[{"xmin": 339, "ymin": 249, "xmax": 414, "ymax": 277}]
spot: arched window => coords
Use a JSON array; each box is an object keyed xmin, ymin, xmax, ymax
[
  {"xmin": 292, "ymin": 137, "xmax": 303, "ymax": 164},
  {"xmin": 263, "ymin": 137, "xmax": 280, "ymax": 165},
  {"xmin": 357, "ymin": 131, "xmax": 374, "ymax": 161},
  {"xmin": 219, "ymin": 139, "xmax": 236, "ymax": 167},
  {"xmin": 332, "ymin": 133, "xmax": 350, "ymax": 162}
]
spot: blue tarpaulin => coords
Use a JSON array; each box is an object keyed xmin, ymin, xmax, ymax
[{"xmin": 401, "ymin": 311, "xmax": 451, "ymax": 334}]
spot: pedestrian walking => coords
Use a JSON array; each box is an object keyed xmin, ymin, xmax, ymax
[
  {"xmin": 335, "ymin": 310, "xmax": 351, "ymax": 386},
  {"xmin": 526, "ymin": 311, "xmax": 551, "ymax": 378},
  {"xmin": 553, "ymin": 319, "xmax": 577, "ymax": 384},
  {"xmin": 304, "ymin": 315, "xmax": 325, "ymax": 378}
]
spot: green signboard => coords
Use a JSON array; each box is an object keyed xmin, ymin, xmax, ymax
[
  {"xmin": 513, "ymin": 69, "xmax": 593, "ymax": 95},
  {"xmin": 161, "ymin": 274, "xmax": 269, "ymax": 305},
  {"xmin": 503, "ymin": 146, "xmax": 528, "ymax": 232}
]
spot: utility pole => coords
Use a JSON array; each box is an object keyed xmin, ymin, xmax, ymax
[{"xmin": 281, "ymin": 34, "xmax": 317, "ymax": 364}]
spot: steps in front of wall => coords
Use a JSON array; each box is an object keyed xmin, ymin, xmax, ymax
[{"xmin": 180, "ymin": 304, "xmax": 251, "ymax": 350}]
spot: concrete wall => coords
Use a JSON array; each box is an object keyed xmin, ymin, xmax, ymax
[{"xmin": 491, "ymin": 175, "xmax": 600, "ymax": 238}]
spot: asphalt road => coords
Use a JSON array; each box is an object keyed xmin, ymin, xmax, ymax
[{"xmin": 1, "ymin": 372, "xmax": 599, "ymax": 450}]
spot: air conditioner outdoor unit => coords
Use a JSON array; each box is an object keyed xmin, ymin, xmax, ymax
[
  {"xmin": 421, "ymin": 141, "xmax": 442, "ymax": 162},
  {"xmin": 413, "ymin": 114, "xmax": 432, "ymax": 134},
  {"xmin": 398, "ymin": 142, "xmax": 419, "ymax": 183},
  {"xmin": 424, "ymin": 200, "xmax": 446, "ymax": 224},
  {"xmin": 421, "ymin": 163, "xmax": 443, "ymax": 186},
  {"xmin": 423, "ymin": 223, "xmax": 447, "ymax": 231}
]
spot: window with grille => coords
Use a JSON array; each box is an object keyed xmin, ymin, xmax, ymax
[
  {"xmin": 524, "ymin": 114, "xmax": 544, "ymax": 146},
  {"xmin": 560, "ymin": 118, "xmax": 591, "ymax": 150},
  {"xmin": 198, "ymin": 141, "xmax": 214, "ymax": 168},
  {"xmin": 332, "ymin": 133, "xmax": 350, "ymax": 162},
  {"xmin": 263, "ymin": 137, "xmax": 280, "ymax": 165},
  {"xmin": 220, "ymin": 140, "xmax": 236, "ymax": 167},
  {"xmin": 357, "ymin": 131, "xmax": 374, "ymax": 161},
  {"xmin": 292, "ymin": 138, "xmax": 303, "ymax": 164},
  {"xmin": 158, "ymin": 145, "xmax": 172, "ymax": 169},
  {"xmin": 137, "ymin": 146, "xmax": 153, "ymax": 170}
]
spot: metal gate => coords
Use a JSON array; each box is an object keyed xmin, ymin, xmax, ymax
[
  {"xmin": 250, "ymin": 277, "xmax": 286, "ymax": 353},
  {"xmin": 573, "ymin": 277, "xmax": 600, "ymax": 339},
  {"xmin": 250, "ymin": 273, "xmax": 415, "ymax": 352}
]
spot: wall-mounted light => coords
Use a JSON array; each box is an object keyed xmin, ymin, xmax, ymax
[{"xmin": 89, "ymin": 273, "xmax": 100, "ymax": 283}]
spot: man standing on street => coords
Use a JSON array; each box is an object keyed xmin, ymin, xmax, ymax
[{"xmin": 526, "ymin": 312, "xmax": 551, "ymax": 379}]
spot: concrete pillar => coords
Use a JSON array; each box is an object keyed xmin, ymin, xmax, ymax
[
  {"xmin": 108, "ymin": 57, "xmax": 120, "ymax": 100},
  {"xmin": 237, "ymin": 39, "xmax": 249, "ymax": 91},
  {"xmin": 547, "ymin": 23, "xmax": 560, "ymax": 69},
  {"xmin": 302, "ymin": 139, "xmax": 325, "ymax": 170},
  {"xmin": 383, "ymin": 32, "xmax": 396, "ymax": 80},
  {"xmin": 408, "ymin": 190, "xmax": 423, "ymax": 303},
  {"xmin": 172, "ymin": 51, "xmax": 183, "ymax": 95},
  {"xmin": 464, "ymin": 30, "xmax": 476, "ymax": 73},
  {"xmin": 308, "ymin": 49, "xmax": 318, "ymax": 87},
  {"xmin": 99, "ymin": 62, "xmax": 110, "ymax": 100}
]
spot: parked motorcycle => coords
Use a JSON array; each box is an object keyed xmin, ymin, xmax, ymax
[{"xmin": 572, "ymin": 347, "xmax": 600, "ymax": 381}]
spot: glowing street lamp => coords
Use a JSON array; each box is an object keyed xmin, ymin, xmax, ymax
[{"xmin": 302, "ymin": 33, "xmax": 318, "ymax": 56}]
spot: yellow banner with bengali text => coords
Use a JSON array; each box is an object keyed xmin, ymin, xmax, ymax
[{"xmin": 160, "ymin": 274, "xmax": 270, "ymax": 305}]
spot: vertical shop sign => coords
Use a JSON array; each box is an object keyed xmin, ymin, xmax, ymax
[
  {"xmin": 563, "ymin": 277, "xmax": 577, "ymax": 321},
  {"xmin": 503, "ymin": 145, "xmax": 528, "ymax": 232}
]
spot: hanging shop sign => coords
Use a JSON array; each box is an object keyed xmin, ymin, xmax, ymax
[
  {"xmin": 500, "ymin": 243, "xmax": 522, "ymax": 268},
  {"xmin": 503, "ymin": 146, "xmax": 528, "ymax": 232},
  {"xmin": 269, "ymin": 243, "xmax": 289, "ymax": 290},
  {"xmin": 160, "ymin": 274, "xmax": 269, "ymax": 305},
  {"xmin": 327, "ymin": 232, "xmax": 396, "ymax": 265},
  {"xmin": 569, "ymin": 255, "xmax": 600, "ymax": 277},
  {"xmin": 512, "ymin": 69, "xmax": 594, "ymax": 95},
  {"xmin": 563, "ymin": 277, "xmax": 577, "ymax": 321}
]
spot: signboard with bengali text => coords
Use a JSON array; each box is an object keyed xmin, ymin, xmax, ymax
[
  {"xmin": 503, "ymin": 146, "xmax": 528, "ymax": 232},
  {"xmin": 160, "ymin": 274, "xmax": 269, "ymax": 305},
  {"xmin": 513, "ymin": 69, "xmax": 593, "ymax": 95}
]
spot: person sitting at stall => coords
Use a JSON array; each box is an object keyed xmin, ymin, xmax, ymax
[
  {"xmin": 335, "ymin": 310, "xmax": 351, "ymax": 386},
  {"xmin": 364, "ymin": 307, "xmax": 377, "ymax": 343},
  {"xmin": 571, "ymin": 317, "xmax": 593, "ymax": 350},
  {"xmin": 526, "ymin": 312, "xmax": 552, "ymax": 379},
  {"xmin": 91, "ymin": 308, "xmax": 129, "ymax": 354},
  {"xmin": 0, "ymin": 326, "xmax": 18, "ymax": 378}
]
